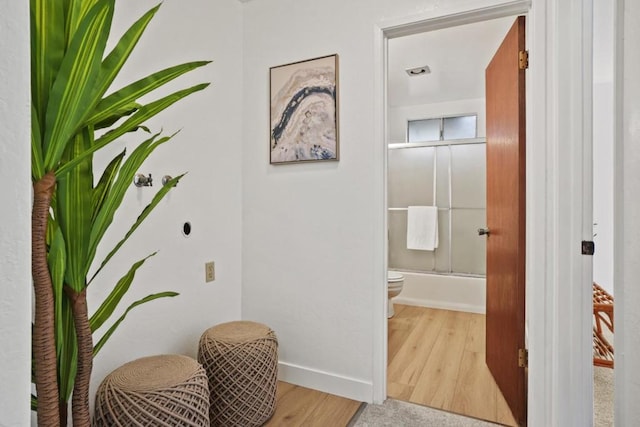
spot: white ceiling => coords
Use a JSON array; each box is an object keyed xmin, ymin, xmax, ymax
[{"xmin": 387, "ymin": 16, "xmax": 516, "ymax": 107}]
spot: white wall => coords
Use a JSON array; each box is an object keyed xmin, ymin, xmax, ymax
[
  {"xmin": 592, "ymin": 0, "xmax": 614, "ymax": 294},
  {"xmin": 388, "ymin": 98, "xmax": 486, "ymax": 142},
  {"xmin": 0, "ymin": 1, "xmax": 31, "ymax": 425},
  {"xmin": 240, "ymin": 0, "xmax": 513, "ymax": 401},
  {"xmin": 616, "ymin": 0, "xmax": 640, "ymax": 423},
  {"xmin": 86, "ymin": 0, "xmax": 244, "ymax": 401}
]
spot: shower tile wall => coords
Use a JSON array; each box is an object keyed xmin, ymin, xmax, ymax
[{"xmin": 388, "ymin": 143, "xmax": 486, "ymax": 276}]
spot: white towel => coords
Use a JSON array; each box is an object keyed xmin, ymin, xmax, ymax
[{"xmin": 407, "ymin": 206, "xmax": 439, "ymax": 251}]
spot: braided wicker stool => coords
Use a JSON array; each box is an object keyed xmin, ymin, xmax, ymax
[
  {"xmin": 198, "ymin": 320, "xmax": 278, "ymax": 427},
  {"xmin": 94, "ymin": 354, "xmax": 209, "ymax": 426}
]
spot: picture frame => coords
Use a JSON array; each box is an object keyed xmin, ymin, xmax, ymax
[{"xmin": 269, "ymin": 54, "xmax": 339, "ymax": 164}]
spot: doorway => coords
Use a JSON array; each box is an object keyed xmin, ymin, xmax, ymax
[
  {"xmin": 385, "ymin": 14, "xmax": 524, "ymax": 426},
  {"xmin": 377, "ymin": 0, "xmax": 596, "ymax": 424}
]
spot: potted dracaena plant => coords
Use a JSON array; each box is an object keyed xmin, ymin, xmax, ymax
[{"xmin": 30, "ymin": 0, "xmax": 209, "ymax": 425}]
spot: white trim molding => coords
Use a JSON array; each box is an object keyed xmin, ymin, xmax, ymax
[
  {"xmin": 277, "ymin": 361, "xmax": 373, "ymax": 403},
  {"xmin": 383, "ymin": 0, "xmax": 532, "ymax": 39},
  {"xmin": 371, "ymin": 17, "xmax": 389, "ymax": 405},
  {"xmin": 527, "ymin": 0, "xmax": 594, "ymax": 425},
  {"xmin": 615, "ymin": 0, "xmax": 640, "ymax": 424}
]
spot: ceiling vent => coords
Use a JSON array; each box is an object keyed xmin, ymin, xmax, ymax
[{"xmin": 405, "ymin": 65, "xmax": 431, "ymax": 76}]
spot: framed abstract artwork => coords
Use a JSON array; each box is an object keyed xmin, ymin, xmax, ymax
[{"xmin": 269, "ymin": 54, "xmax": 339, "ymax": 164}]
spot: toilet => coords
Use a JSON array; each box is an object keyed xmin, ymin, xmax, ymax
[{"xmin": 387, "ymin": 271, "xmax": 404, "ymax": 318}]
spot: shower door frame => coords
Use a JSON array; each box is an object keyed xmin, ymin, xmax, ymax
[{"xmin": 387, "ymin": 138, "xmax": 487, "ymax": 277}]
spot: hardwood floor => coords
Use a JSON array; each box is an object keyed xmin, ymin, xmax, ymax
[
  {"xmin": 261, "ymin": 305, "xmax": 517, "ymax": 426},
  {"xmin": 388, "ymin": 304, "xmax": 518, "ymax": 427},
  {"xmin": 263, "ymin": 381, "xmax": 362, "ymax": 426}
]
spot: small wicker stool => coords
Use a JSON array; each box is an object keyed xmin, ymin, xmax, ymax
[
  {"xmin": 94, "ymin": 354, "xmax": 210, "ymax": 426},
  {"xmin": 198, "ymin": 320, "xmax": 278, "ymax": 427}
]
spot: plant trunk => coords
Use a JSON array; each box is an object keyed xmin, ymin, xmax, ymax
[
  {"xmin": 32, "ymin": 171, "xmax": 61, "ymax": 427},
  {"xmin": 66, "ymin": 287, "xmax": 92, "ymax": 427}
]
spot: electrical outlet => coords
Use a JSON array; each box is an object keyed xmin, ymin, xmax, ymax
[{"xmin": 205, "ymin": 261, "xmax": 215, "ymax": 282}]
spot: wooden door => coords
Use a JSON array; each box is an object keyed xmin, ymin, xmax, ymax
[{"xmin": 484, "ymin": 16, "xmax": 527, "ymax": 426}]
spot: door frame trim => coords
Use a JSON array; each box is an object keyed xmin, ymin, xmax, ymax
[{"xmin": 373, "ymin": 0, "xmax": 594, "ymax": 424}]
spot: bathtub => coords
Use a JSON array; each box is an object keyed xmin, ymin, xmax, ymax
[{"xmin": 392, "ymin": 271, "xmax": 486, "ymax": 314}]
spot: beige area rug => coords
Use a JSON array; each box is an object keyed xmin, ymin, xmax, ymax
[
  {"xmin": 350, "ymin": 399, "xmax": 500, "ymax": 427},
  {"xmin": 594, "ymin": 366, "xmax": 614, "ymax": 427}
]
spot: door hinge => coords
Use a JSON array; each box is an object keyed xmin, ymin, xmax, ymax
[
  {"xmin": 518, "ymin": 348, "xmax": 528, "ymax": 368},
  {"xmin": 582, "ymin": 240, "xmax": 595, "ymax": 255},
  {"xmin": 519, "ymin": 50, "xmax": 529, "ymax": 70}
]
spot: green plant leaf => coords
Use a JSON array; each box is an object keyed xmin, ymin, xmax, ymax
[
  {"xmin": 57, "ymin": 298, "xmax": 77, "ymax": 402},
  {"xmin": 47, "ymin": 226, "xmax": 66, "ymax": 357},
  {"xmin": 90, "ymin": 174, "xmax": 185, "ymax": 283},
  {"xmin": 90, "ymin": 4, "xmax": 162, "ymax": 110},
  {"xmin": 93, "ymin": 292, "xmax": 179, "ymax": 356},
  {"xmin": 65, "ymin": 0, "xmax": 100, "ymax": 45},
  {"xmin": 31, "ymin": 105, "xmax": 45, "ymax": 181},
  {"xmin": 30, "ymin": 0, "xmax": 65, "ymax": 138},
  {"xmin": 56, "ymin": 83, "xmax": 209, "ymax": 177},
  {"xmin": 93, "ymin": 102, "xmax": 140, "ymax": 130},
  {"xmin": 47, "ymin": 226, "xmax": 76, "ymax": 403},
  {"xmin": 87, "ymin": 61, "xmax": 211, "ymax": 127},
  {"xmin": 46, "ymin": 213, "xmax": 57, "ymax": 249},
  {"xmin": 31, "ymin": 394, "xmax": 37, "ymax": 411},
  {"xmin": 92, "ymin": 149, "xmax": 125, "ymax": 222},
  {"xmin": 56, "ymin": 129, "xmax": 94, "ymax": 291},
  {"xmin": 89, "ymin": 252, "xmax": 157, "ymax": 332},
  {"xmin": 85, "ymin": 132, "xmax": 171, "ymax": 273},
  {"xmin": 43, "ymin": 0, "xmax": 114, "ymax": 171}
]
